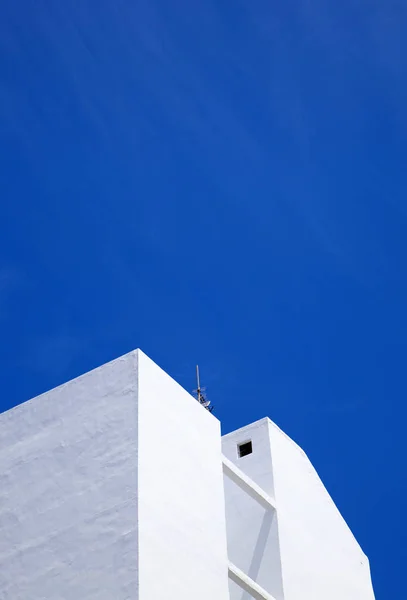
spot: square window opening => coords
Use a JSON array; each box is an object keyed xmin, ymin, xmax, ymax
[{"xmin": 238, "ymin": 440, "xmax": 253, "ymax": 458}]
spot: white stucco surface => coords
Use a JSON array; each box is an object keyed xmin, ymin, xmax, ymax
[{"xmin": 0, "ymin": 351, "xmax": 139, "ymax": 599}]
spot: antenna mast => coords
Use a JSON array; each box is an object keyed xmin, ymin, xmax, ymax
[{"xmin": 195, "ymin": 365, "xmax": 214, "ymax": 412}]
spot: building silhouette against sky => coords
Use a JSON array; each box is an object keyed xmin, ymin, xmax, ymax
[{"xmin": 0, "ymin": 350, "xmax": 375, "ymax": 599}]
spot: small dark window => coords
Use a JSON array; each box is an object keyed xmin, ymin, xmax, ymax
[{"xmin": 238, "ymin": 440, "xmax": 252, "ymax": 458}]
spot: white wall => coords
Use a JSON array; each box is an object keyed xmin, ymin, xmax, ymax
[
  {"xmin": 223, "ymin": 417, "xmax": 375, "ymax": 600},
  {"xmin": 0, "ymin": 351, "xmax": 139, "ymax": 600},
  {"xmin": 137, "ymin": 350, "xmax": 230, "ymax": 600},
  {"xmin": 222, "ymin": 419, "xmax": 285, "ymax": 600},
  {"xmin": 268, "ymin": 419, "xmax": 375, "ymax": 600}
]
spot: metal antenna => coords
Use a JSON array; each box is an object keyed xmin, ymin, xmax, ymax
[
  {"xmin": 196, "ymin": 365, "xmax": 201, "ymax": 399},
  {"xmin": 194, "ymin": 365, "xmax": 214, "ymax": 412}
]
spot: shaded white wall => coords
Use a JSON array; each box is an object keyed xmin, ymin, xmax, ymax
[
  {"xmin": 0, "ymin": 352, "xmax": 139, "ymax": 600},
  {"xmin": 137, "ymin": 350, "xmax": 230, "ymax": 600},
  {"xmin": 222, "ymin": 419, "xmax": 285, "ymax": 600}
]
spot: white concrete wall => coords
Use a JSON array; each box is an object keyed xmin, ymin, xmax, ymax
[
  {"xmin": 268, "ymin": 419, "xmax": 375, "ymax": 600},
  {"xmin": 0, "ymin": 351, "xmax": 139, "ymax": 600},
  {"xmin": 137, "ymin": 350, "xmax": 230, "ymax": 600},
  {"xmin": 222, "ymin": 419, "xmax": 285, "ymax": 600}
]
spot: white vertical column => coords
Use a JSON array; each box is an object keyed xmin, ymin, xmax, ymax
[{"xmin": 137, "ymin": 350, "xmax": 230, "ymax": 600}]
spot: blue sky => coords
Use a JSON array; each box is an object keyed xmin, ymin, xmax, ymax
[{"xmin": 0, "ymin": 1, "xmax": 406, "ymax": 596}]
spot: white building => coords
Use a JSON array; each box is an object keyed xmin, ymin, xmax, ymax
[{"xmin": 0, "ymin": 349, "xmax": 375, "ymax": 600}]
